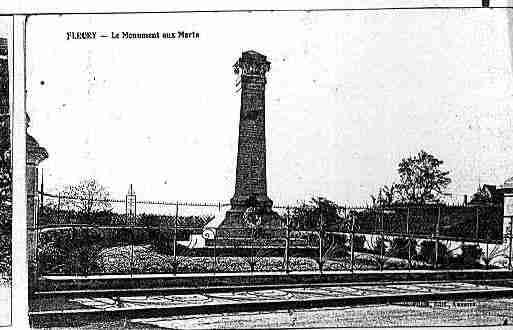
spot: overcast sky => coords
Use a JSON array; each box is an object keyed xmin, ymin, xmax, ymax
[{"xmin": 25, "ymin": 9, "xmax": 513, "ymax": 205}]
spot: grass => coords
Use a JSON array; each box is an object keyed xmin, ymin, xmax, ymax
[
  {"xmin": 92, "ymin": 244, "xmax": 426, "ymax": 274},
  {"xmin": 97, "ymin": 245, "xmax": 316, "ymax": 273}
]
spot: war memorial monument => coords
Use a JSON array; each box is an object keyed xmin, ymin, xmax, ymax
[{"xmin": 209, "ymin": 50, "xmax": 283, "ymax": 243}]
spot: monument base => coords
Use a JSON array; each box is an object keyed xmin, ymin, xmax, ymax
[
  {"xmin": 204, "ymin": 207, "xmax": 284, "ymax": 247},
  {"xmin": 230, "ymin": 194, "xmax": 274, "ymax": 211}
]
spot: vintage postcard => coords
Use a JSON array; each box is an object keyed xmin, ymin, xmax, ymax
[{"xmin": 5, "ymin": 3, "xmax": 513, "ymax": 329}]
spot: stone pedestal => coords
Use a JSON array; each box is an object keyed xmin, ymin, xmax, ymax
[{"xmin": 216, "ymin": 208, "xmax": 283, "ymax": 239}]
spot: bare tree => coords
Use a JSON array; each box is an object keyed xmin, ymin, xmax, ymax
[
  {"xmin": 61, "ymin": 178, "xmax": 111, "ymax": 214},
  {"xmin": 371, "ymin": 184, "xmax": 397, "ymax": 207},
  {"xmin": 0, "ymin": 147, "xmax": 11, "ymax": 277}
]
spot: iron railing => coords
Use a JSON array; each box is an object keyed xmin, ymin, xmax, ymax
[{"xmin": 34, "ymin": 192, "xmax": 512, "ymax": 278}]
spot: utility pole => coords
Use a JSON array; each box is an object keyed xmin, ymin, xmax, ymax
[
  {"xmin": 285, "ymin": 207, "xmax": 290, "ymax": 274},
  {"xmin": 350, "ymin": 211, "xmax": 355, "ymax": 273},
  {"xmin": 509, "ymin": 219, "xmax": 512, "ymax": 271},
  {"xmin": 319, "ymin": 209, "xmax": 324, "ymax": 275}
]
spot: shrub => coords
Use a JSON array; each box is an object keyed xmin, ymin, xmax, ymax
[
  {"xmin": 455, "ymin": 244, "xmax": 483, "ymax": 268},
  {"xmin": 324, "ymin": 234, "xmax": 349, "ymax": 257},
  {"xmin": 389, "ymin": 237, "xmax": 417, "ymax": 260},
  {"xmin": 418, "ymin": 240, "xmax": 450, "ymax": 264},
  {"xmin": 38, "ymin": 243, "xmax": 67, "ymax": 274},
  {"xmin": 38, "ymin": 227, "xmax": 156, "ymax": 275},
  {"xmin": 372, "ymin": 237, "xmax": 388, "ymax": 255},
  {"xmin": 351, "ymin": 235, "xmax": 366, "ymax": 252},
  {"xmin": 0, "ymin": 204, "xmax": 11, "ymax": 279}
]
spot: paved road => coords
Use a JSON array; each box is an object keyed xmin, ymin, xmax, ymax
[
  {"xmin": 62, "ymin": 281, "xmax": 513, "ymax": 311},
  {"xmin": 30, "ymin": 281, "xmax": 513, "ymax": 328},
  {"xmin": 131, "ymin": 298, "xmax": 513, "ymax": 328}
]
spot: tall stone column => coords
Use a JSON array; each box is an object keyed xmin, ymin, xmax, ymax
[
  {"xmin": 215, "ymin": 50, "xmax": 282, "ymax": 241},
  {"xmin": 230, "ymin": 50, "xmax": 273, "ymax": 211}
]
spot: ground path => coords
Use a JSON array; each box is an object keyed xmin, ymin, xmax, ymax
[
  {"xmin": 132, "ymin": 298, "xmax": 513, "ymax": 329},
  {"xmin": 30, "ymin": 280, "xmax": 513, "ymax": 328}
]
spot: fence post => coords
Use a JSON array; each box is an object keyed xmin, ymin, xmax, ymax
[
  {"xmin": 285, "ymin": 207, "xmax": 290, "ymax": 274},
  {"xmin": 80, "ymin": 225, "xmax": 85, "ymax": 276},
  {"xmin": 380, "ymin": 208, "xmax": 384, "ymax": 272},
  {"xmin": 475, "ymin": 208, "xmax": 480, "ymax": 270},
  {"xmin": 250, "ymin": 226, "xmax": 254, "ymax": 273},
  {"xmin": 319, "ymin": 211, "xmax": 323, "ymax": 275},
  {"xmin": 174, "ymin": 202, "xmax": 178, "ymax": 273},
  {"xmin": 509, "ymin": 217, "xmax": 512, "ymax": 271},
  {"xmin": 57, "ymin": 193, "xmax": 61, "ymax": 222},
  {"xmin": 70, "ymin": 228, "xmax": 75, "ymax": 276},
  {"xmin": 350, "ymin": 210, "xmax": 355, "ymax": 273},
  {"xmin": 213, "ymin": 230, "xmax": 217, "ymax": 274},
  {"xmin": 130, "ymin": 221, "xmax": 134, "ymax": 277},
  {"xmin": 407, "ymin": 207, "xmax": 411, "ymax": 271},
  {"xmin": 434, "ymin": 206, "xmax": 440, "ymax": 270},
  {"xmin": 476, "ymin": 207, "xmax": 480, "ymax": 241},
  {"xmin": 486, "ymin": 242, "xmax": 489, "ymax": 270}
]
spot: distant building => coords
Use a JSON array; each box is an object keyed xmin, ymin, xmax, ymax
[{"xmin": 469, "ymin": 184, "xmax": 503, "ymax": 205}]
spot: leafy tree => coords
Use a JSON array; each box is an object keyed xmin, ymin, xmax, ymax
[
  {"xmin": 0, "ymin": 56, "xmax": 11, "ymax": 278},
  {"xmin": 365, "ymin": 235, "xmax": 404, "ymax": 271},
  {"xmin": 389, "ymin": 237, "xmax": 417, "ymax": 260},
  {"xmin": 289, "ymin": 198, "xmax": 348, "ymax": 274},
  {"xmin": 351, "ymin": 235, "xmax": 366, "ymax": 252},
  {"xmin": 60, "ymin": 178, "xmax": 112, "ymax": 216},
  {"xmin": 290, "ymin": 197, "xmax": 343, "ymax": 231},
  {"xmin": 371, "ymin": 236, "xmax": 388, "ymax": 256},
  {"xmin": 0, "ymin": 138, "xmax": 11, "ymax": 278},
  {"xmin": 418, "ymin": 240, "xmax": 451, "ymax": 265},
  {"xmin": 457, "ymin": 244, "xmax": 483, "ymax": 268},
  {"xmin": 470, "ymin": 185, "xmax": 502, "ymax": 205},
  {"xmin": 371, "ymin": 151, "xmax": 451, "ymax": 206},
  {"xmin": 395, "ymin": 150, "xmax": 451, "ymax": 204},
  {"xmin": 371, "ymin": 184, "xmax": 398, "ymax": 207}
]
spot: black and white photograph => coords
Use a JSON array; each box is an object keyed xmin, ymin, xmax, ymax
[{"xmin": 6, "ymin": 3, "xmax": 513, "ymax": 329}]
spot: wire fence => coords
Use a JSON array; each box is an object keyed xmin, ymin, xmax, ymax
[{"xmin": 34, "ymin": 192, "xmax": 513, "ymax": 277}]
